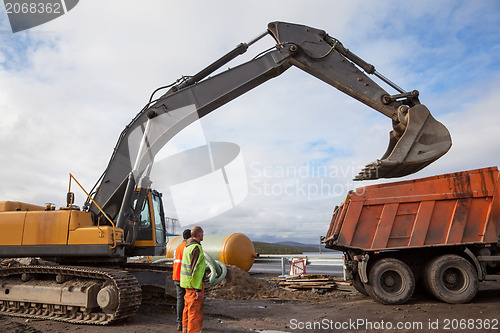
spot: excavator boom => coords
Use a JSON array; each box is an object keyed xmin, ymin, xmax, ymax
[
  {"xmin": 0, "ymin": 22, "xmax": 453, "ymax": 325},
  {"xmin": 88, "ymin": 21, "xmax": 452, "ymax": 224}
]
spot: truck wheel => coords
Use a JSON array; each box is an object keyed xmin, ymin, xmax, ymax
[
  {"xmin": 424, "ymin": 254, "xmax": 478, "ymax": 304},
  {"xmin": 352, "ymin": 273, "xmax": 368, "ymax": 296},
  {"xmin": 365, "ymin": 258, "xmax": 415, "ymax": 305}
]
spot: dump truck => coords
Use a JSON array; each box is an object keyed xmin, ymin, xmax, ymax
[{"xmin": 324, "ymin": 166, "xmax": 500, "ymax": 305}]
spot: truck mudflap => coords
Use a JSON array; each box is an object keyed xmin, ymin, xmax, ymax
[
  {"xmin": 357, "ymin": 254, "xmax": 369, "ymax": 284},
  {"xmin": 464, "ymin": 248, "xmax": 485, "ymax": 281}
]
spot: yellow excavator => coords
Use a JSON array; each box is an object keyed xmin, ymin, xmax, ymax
[{"xmin": 0, "ymin": 21, "xmax": 451, "ymax": 324}]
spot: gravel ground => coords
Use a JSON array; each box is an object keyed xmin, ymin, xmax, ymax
[{"xmin": 0, "ymin": 268, "xmax": 498, "ymax": 333}]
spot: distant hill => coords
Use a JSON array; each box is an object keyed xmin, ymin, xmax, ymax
[
  {"xmin": 253, "ymin": 241, "xmax": 335, "ymax": 255},
  {"xmin": 276, "ymin": 241, "xmax": 336, "ymax": 252}
]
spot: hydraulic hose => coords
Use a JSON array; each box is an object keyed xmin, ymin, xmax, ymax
[
  {"xmin": 152, "ymin": 253, "xmax": 227, "ymax": 287},
  {"xmin": 212, "ymin": 260, "xmax": 227, "ymax": 286},
  {"xmin": 204, "ymin": 251, "xmax": 227, "ymax": 287}
]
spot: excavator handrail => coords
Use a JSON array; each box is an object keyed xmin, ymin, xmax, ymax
[{"xmin": 68, "ymin": 173, "xmax": 117, "ymax": 249}]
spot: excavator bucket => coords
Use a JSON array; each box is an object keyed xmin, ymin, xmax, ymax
[{"xmin": 355, "ymin": 104, "xmax": 452, "ymax": 180}]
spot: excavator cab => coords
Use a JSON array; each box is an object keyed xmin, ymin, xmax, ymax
[{"xmin": 127, "ymin": 189, "xmax": 167, "ymax": 257}]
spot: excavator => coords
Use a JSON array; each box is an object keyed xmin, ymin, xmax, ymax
[{"xmin": 0, "ymin": 22, "xmax": 451, "ymax": 324}]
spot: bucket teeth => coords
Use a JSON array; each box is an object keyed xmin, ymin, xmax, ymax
[{"xmin": 354, "ymin": 105, "xmax": 451, "ymax": 181}]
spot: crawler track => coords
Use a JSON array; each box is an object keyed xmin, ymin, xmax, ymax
[{"xmin": 0, "ymin": 265, "xmax": 142, "ymax": 325}]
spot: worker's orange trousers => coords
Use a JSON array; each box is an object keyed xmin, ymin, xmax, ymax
[{"xmin": 182, "ymin": 285, "xmax": 204, "ymax": 333}]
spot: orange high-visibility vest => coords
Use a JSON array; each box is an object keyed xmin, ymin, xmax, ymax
[{"xmin": 172, "ymin": 240, "xmax": 187, "ymax": 281}]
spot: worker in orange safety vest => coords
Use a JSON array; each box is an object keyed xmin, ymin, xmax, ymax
[
  {"xmin": 180, "ymin": 226, "xmax": 206, "ymax": 333},
  {"xmin": 172, "ymin": 229, "xmax": 192, "ymax": 331}
]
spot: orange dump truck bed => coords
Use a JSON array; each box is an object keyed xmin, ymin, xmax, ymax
[{"xmin": 325, "ymin": 167, "xmax": 500, "ymax": 252}]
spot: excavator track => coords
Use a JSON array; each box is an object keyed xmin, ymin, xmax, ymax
[{"xmin": 0, "ymin": 265, "xmax": 142, "ymax": 325}]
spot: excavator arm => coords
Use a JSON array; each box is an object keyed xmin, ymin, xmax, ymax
[{"xmin": 87, "ymin": 21, "xmax": 451, "ymax": 230}]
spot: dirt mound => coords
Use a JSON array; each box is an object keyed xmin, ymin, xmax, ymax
[
  {"xmin": 207, "ymin": 265, "xmax": 279, "ymax": 300},
  {"xmin": 207, "ymin": 265, "xmax": 338, "ymax": 301}
]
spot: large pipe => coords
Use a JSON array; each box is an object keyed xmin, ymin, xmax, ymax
[{"xmin": 166, "ymin": 233, "xmax": 258, "ymax": 271}]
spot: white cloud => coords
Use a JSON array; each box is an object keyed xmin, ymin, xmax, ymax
[{"xmin": 1, "ymin": 1, "xmax": 499, "ymax": 243}]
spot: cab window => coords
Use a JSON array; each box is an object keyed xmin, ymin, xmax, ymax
[
  {"xmin": 151, "ymin": 193, "xmax": 165, "ymax": 243},
  {"xmin": 132, "ymin": 193, "xmax": 153, "ymax": 241}
]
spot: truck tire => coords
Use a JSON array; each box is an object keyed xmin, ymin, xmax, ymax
[
  {"xmin": 365, "ymin": 258, "xmax": 415, "ymax": 305},
  {"xmin": 352, "ymin": 273, "xmax": 368, "ymax": 296},
  {"xmin": 424, "ymin": 254, "xmax": 478, "ymax": 304}
]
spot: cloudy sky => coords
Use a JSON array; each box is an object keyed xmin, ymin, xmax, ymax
[{"xmin": 1, "ymin": 1, "xmax": 499, "ymax": 244}]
